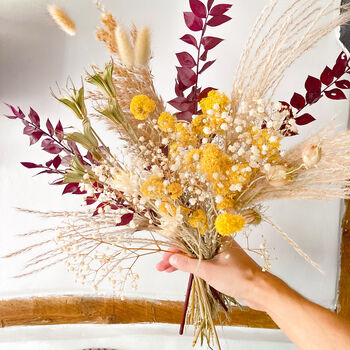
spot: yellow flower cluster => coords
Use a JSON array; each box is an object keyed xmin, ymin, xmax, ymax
[
  {"xmin": 157, "ymin": 112, "xmax": 177, "ymax": 132},
  {"xmin": 188, "ymin": 209, "xmax": 208, "ymax": 235},
  {"xmin": 167, "ymin": 182, "xmax": 183, "ymax": 199},
  {"xmin": 216, "ymin": 197, "xmax": 234, "ymax": 211},
  {"xmin": 200, "ymin": 144, "xmax": 231, "ymax": 179},
  {"xmin": 199, "ymin": 90, "xmax": 230, "ymax": 115},
  {"xmin": 250, "ymin": 127, "xmax": 280, "ymax": 161},
  {"xmin": 140, "ymin": 174, "xmax": 164, "ymax": 199},
  {"xmin": 159, "ymin": 200, "xmax": 176, "ymax": 215},
  {"xmin": 130, "ymin": 95, "xmax": 156, "ymax": 120},
  {"xmin": 214, "ymin": 212, "xmax": 245, "ymax": 236},
  {"xmin": 191, "ymin": 91, "xmax": 231, "ymax": 135}
]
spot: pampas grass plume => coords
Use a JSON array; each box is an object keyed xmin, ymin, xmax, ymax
[
  {"xmin": 47, "ymin": 4, "xmax": 76, "ymax": 36},
  {"xmin": 116, "ymin": 25, "xmax": 134, "ymax": 66},
  {"xmin": 134, "ymin": 27, "xmax": 151, "ymax": 67}
]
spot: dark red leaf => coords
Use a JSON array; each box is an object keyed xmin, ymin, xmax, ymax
[
  {"xmin": 199, "ymin": 60, "xmax": 216, "ymax": 74},
  {"xmin": 35, "ymin": 169, "xmax": 58, "ymax": 176},
  {"xmin": 180, "ymin": 34, "xmax": 198, "ymax": 48},
  {"xmin": 207, "ymin": 0, "xmax": 214, "ymax": 10},
  {"xmin": 63, "ymin": 182, "xmax": 80, "ymax": 195},
  {"xmin": 305, "ymin": 75, "xmax": 321, "ymax": 93},
  {"xmin": 325, "ymin": 88, "xmax": 347, "ymax": 100},
  {"xmin": 20, "ymin": 162, "xmax": 43, "ymax": 169},
  {"xmin": 116, "ymin": 213, "xmax": 134, "ymax": 226},
  {"xmin": 290, "ymin": 93, "xmax": 305, "ymax": 110},
  {"xmin": 320, "ymin": 66, "xmax": 334, "ymax": 85},
  {"xmin": 42, "ymin": 143, "xmax": 63, "ymax": 154},
  {"xmin": 175, "ymin": 81, "xmax": 185, "ymax": 97},
  {"xmin": 41, "ymin": 138, "xmax": 52, "ymax": 148},
  {"xmin": 210, "ymin": 4, "xmax": 232, "ymax": 16},
  {"xmin": 184, "ymin": 12, "xmax": 203, "ymax": 31},
  {"xmin": 46, "ymin": 159, "xmax": 53, "ymax": 167},
  {"xmin": 61, "ymin": 155, "xmax": 73, "ymax": 166},
  {"xmin": 46, "ymin": 119, "xmax": 54, "ymax": 136},
  {"xmin": 333, "ymin": 52, "xmax": 348, "ymax": 78},
  {"xmin": 176, "ymin": 52, "xmax": 196, "ymax": 68},
  {"xmin": 295, "ymin": 113, "xmax": 316, "ymax": 126},
  {"xmin": 207, "ymin": 14, "xmax": 231, "ymax": 27},
  {"xmin": 23, "ymin": 125, "xmax": 36, "ymax": 135},
  {"xmin": 28, "ymin": 107, "xmax": 40, "ymax": 127},
  {"xmin": 168, "ymin": 96, "xmax": 194, "ymax": 112},
  {"xmin": 85, "ymin": 196, "xmax": 98, "ymax": 205},
  {"xmin": 202, "ymin": 36, "xmax": 223, "ymax": 50},
  {"xmin": 50, "ymin": 179, "xmax": 64, "ymax": 185},
  {"xmin": 198, "ymin": 87, "xmax": 216, "ymax": 101},
  {"xmin": 306, "ymin": 91, "xmax": 322, "ymax": 105},
  {"xmin": 30, "ymin": 131, "xmax": 44, "ymax": 145},
  {"xmin": 52, "ymin": 155, "xmax": 61, "ymax": 169},
  {"xmin": 335, "ymin": 80, "xmax": 350, "ymax": 89},
  {"xmin": 176, "ymin": 111, "xmax": 193, "ymax": 122},
  {"xmin": 4, "ymin": 114, "xmax": 17, "ymax": 120},
  {"xmin": 55, "ymin": 120, "xmax": 64, "ymax": 141},
  {"xmin": 189, "ymin": 0, "xmax": 207, "ymax": 18},
  {"xmin": 176, "ymin": 66, "xmax": 197, "ymax": 88},
  {"xmin": 199, "ymin": 50, "xmax": 208, "ymax": 61},
  {"xmin": 5, "ymin": 104, "xmax": 25, "ymax": 119}
]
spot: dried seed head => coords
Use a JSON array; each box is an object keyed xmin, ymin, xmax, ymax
[
  {"xmin": 47, "ymin": 5, "xmax": 76, "ymax": 36},
  {"xmin": 302, "ymin": 144, "xmax": 321, "ymax": 168},
  {"xmin": 241, "ymin": 208, "xmax": 261, "ymax": 225},
  {"xmin": 134, "ymin": 27, "xmax": 151, "ymax": 67},
  {"xmin": 265, "ymin": 165, "xmax": 290, "ymax": 187},
  {"xmin": 116, "ymin": 25, "xmax": 134, "ymax": 66}
]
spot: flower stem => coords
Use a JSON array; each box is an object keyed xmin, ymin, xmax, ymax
[{"xmin": 179, "ymin": 273, "xmax": 194, "ymax": 335}]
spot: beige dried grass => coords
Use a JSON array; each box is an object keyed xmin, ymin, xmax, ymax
[
  {"xmin": 47, "ymin": 4, "xmax": 76, "ymax": 36},
  {"xmin": 134, "ymin": 27, "xmax": 151, "ymax": 67},
  {"xmin": 232, "ymin": 0, "xmax": 350, "ymax": 109}
]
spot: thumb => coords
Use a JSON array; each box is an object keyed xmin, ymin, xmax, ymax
[{"xmin": 169, "ymin": 254, "xmax": 208, "ymax": 279}]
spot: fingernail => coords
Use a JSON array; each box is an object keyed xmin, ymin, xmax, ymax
[{"xmin": 169, "ymin": 255, "xmax": 178, "ymax": 267}]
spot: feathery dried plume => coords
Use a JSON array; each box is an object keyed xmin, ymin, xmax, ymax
[
  {"xmin": 134, "ymin": 27, "xmax": 151, "ymax": 67},
  {"xmin": 47, "ymin": 4, "xmax": 76, "ymax": 36},
  {"xmin": 232, "ymin": 0, "xmax": 350, "ymax": 107},
  {"xmin": 116, "ymin": 25, "xmax": 135, "ymax": 66}
]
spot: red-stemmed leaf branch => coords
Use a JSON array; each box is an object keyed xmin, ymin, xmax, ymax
[
  {"xmin": 170, "ymin": 0, "xmax": 232, "ymax": 121},
  {"xmin": 280, "ymin": 52, "xmax": 350, "ymax": 134}
]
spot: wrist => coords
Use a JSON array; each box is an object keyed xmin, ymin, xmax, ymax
[{"xmin": 245, "ymin": 270, "xmax": 288, "ymax": 312}]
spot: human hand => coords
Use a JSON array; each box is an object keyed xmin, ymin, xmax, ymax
[{"xmin": 156, "ymin": 239, "xmax": 272, "ymax": 311}]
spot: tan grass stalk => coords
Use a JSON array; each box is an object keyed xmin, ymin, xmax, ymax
[
  {"xmin": 47, "ymin": 5, "xmax": 76, "ymax": 36},
  {"xmin": 134, "ymin": 27, "xmax": 151, "ymax": 67},
  {"xmin": 232, "ymin": 1, "xmax": 350, "ymax": 107}
]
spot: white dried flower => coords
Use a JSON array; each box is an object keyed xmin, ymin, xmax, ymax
[
  {"xmin": 302, "ymin": 144, "xmax": 321, "ymax": 168},
  {"xmin": 265, "ymin": 165, "xmax": 289, "ymax": 187}
]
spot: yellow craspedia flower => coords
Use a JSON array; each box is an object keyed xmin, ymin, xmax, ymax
[
  {"xmin": 199, "ymin": 90, "xmax": 230, "ymax": 115},
  {"xmin": 200, "ymin": 143, "xmax": 231, "ymax": 179},
  {"xmin": 140, "ymin": 174, "xmax": 164, "ymax": 199},
  {"xmin": 130, "ymin": 95, "xmax": 156, "ymax": 120},
  {"xmin": 215, "ymin": 212, "xmax": 245, "ymax": 236},
  {"xmin": 167, "ymin": 182, "xmax": 183, "ymax": 200},
  {"xmin": 188, "ymin": 209, "xmax": 208, "ymax": 235},
  {"xmin": 157, "ymin": 112, "xmax": 177, "ymax": 132}
]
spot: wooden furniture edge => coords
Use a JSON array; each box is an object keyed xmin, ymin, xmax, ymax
[{"xmin": 0, "ymin": 296, "xmax": 277, "ymax": 328}]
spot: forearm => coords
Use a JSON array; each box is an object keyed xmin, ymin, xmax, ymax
[{"xmin": 255, "ymin": 273, "xmax": 350, "ymax": 350}]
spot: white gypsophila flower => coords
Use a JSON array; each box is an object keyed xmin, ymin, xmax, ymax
[{"xmin": 110, "ymin": 171, "xmax": 140, "ymax": 196}]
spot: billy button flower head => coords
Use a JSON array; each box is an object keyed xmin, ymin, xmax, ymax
[
  {"xmin": 214, "ymin": 212, "xmax": 245, "ymax": 236},
  {"xmin": 130, "ymin": 94, "xmax": 156, "ymax": 120}
]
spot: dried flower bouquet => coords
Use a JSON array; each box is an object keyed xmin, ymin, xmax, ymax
[{"xmin": 4, "ymin": 0, "xmax": 350, "ymax": 349}]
